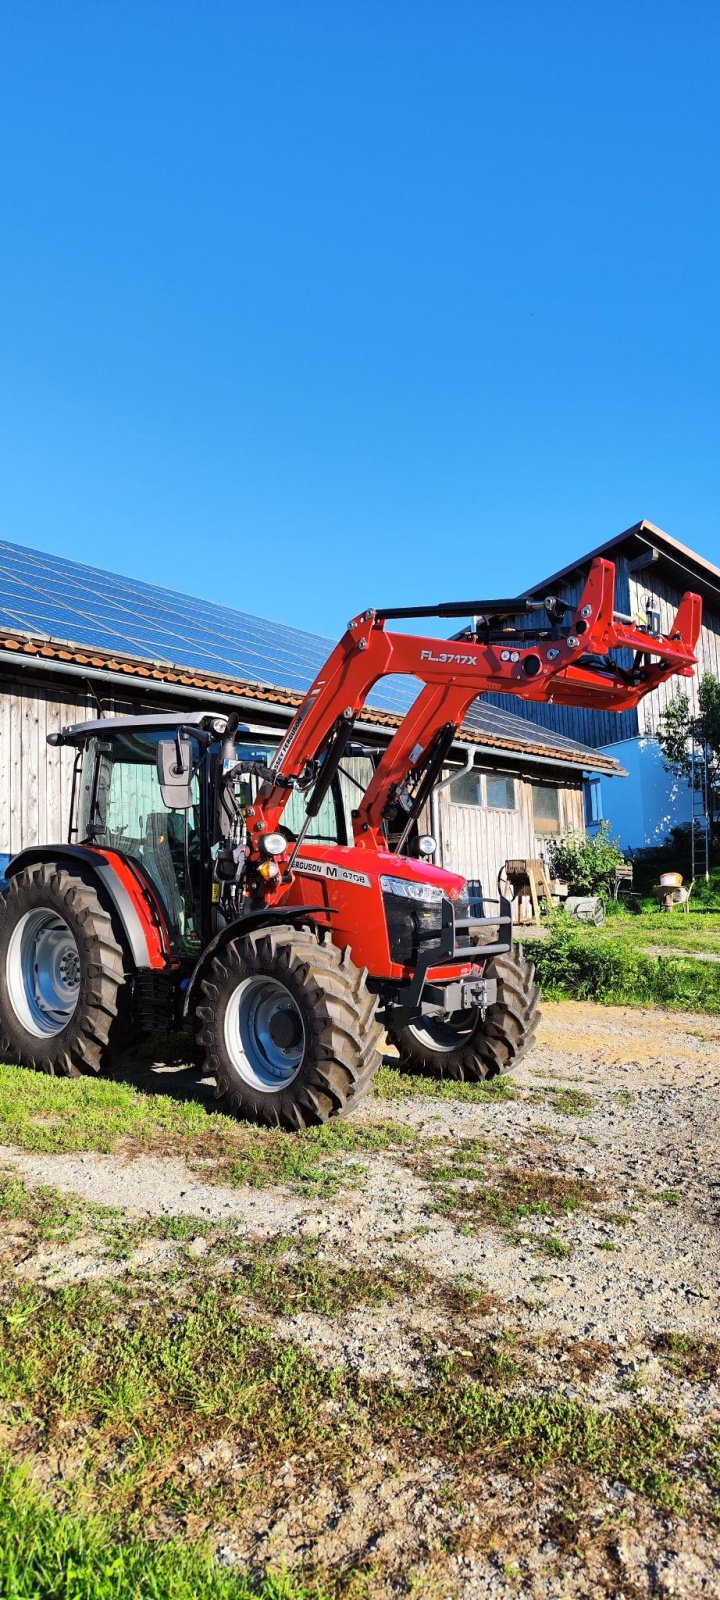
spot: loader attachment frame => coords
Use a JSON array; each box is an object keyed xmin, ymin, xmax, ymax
[{"xmin": 246, "ymin": 558, "xmax": 701, "ymax": 859}]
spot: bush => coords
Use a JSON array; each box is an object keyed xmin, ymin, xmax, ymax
[
  {"xmin": 546, "ymin": 823, "xmax": 626, "ymax": 896},
  {"xmin": 532, "ymin": 920, "xmax": 630, "ymax": 1000}
]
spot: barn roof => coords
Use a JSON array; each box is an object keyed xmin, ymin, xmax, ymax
[
  {"xmin": 525, "ymin": 519, "xmax": 720, "ymax": 609},
  {"xmin": 0, "ymin": 539, "xmax": 622, "ymax": 776}
]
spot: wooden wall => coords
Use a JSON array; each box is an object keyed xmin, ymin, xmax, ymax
[
  {"xmin": 487, "ymin": 555, "xmax": 720, "ymax": 752},
  {"xmin": 0, "ymin": 677, "xmax": 97, "ymax": 857},
  {"xmin": 484, "ymin": 556, "xmax": 640, "ymax": 748},
  {"xmin": 0, "ymin": 673, "xmax": 586, "ymax": 900},
  {"xmin": 436, "ymin": 768, "xmax": 584, "ymax": 892},
  {"xmin": 0, "ymin": 673, "xmax": 197, "ymax": 859},
  {"xmin": 628, "ymin": 570, "xmax": 720, "ymax": 737}
]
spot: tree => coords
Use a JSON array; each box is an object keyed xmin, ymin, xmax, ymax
[{"xmin": 657, "ymin": 673, "xmax": 720, "ymax": 841}]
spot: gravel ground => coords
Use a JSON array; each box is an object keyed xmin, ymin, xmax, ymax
[{"xmin": 2, "ymin": 999, "xmax": 720, "ymax": 1597}]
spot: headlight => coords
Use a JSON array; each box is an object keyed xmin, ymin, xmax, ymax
[
  {"xmin": 380, "ymin": 875, "xmax": 443, "ymax": 903},
  {"xmin": 262, "ymin": 833, "xmax": 287, "ymax": 856}
]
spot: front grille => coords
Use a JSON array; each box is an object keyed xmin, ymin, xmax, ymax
[{"xmin": 383, "ymin": 893, "xmax": 446, "ymax": 965}]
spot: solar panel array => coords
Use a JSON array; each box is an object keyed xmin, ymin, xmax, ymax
[{"xmin": 0, "ymin": 539, "xmax": 596, "ymax": 761}]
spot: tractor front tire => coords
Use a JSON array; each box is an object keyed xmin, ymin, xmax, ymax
[
  {"xmin": 387, "ymin": 945, "xmax": 541, "ymax": 1082},
  {"xmin": 0, "ymin": 864, "xmax": 129, "ymax": 1076},
  {"xmin": 198, "ymin": 926, "xmax": 383, "ymax": 1129}
]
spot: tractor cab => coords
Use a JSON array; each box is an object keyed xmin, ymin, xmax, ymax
[{"xmin": 64, "ymin": 711, "xmax": 375, "ymax": 958}]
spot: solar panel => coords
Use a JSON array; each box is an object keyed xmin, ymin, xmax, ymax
[{"xmin": 0, "ymin": 539, "xmax": 596, "ymax": 761}]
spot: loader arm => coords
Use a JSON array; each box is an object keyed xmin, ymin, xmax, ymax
[{"xmin": 247, "ymin": 558, "xmax": 701, "ymax": 859}]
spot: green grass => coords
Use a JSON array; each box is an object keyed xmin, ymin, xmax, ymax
[
  {"xmin": 0, "ymin": 1171, "xmax": 119, "ymax": 1245},
  {"xmin": 533, "ymin": 921, "xmax": 720, "ymax": 1012},
  {"xmin": 0, "ymin": 1063, "xmax": 416, "ymax": 1195},
  {"xmin": 236, "ymin": 1236, "xmax": 426, "ymax": 1315},
  {"xmin": 0, "ymin": 1459, "xmax": 328, "ymax": 1600},
  {"xmin": 597, "ymin": 911, "xmax": 720, "ymax": 955},
  {"xmin": 652, "ymin": 1332, "xmax": 720, "ymax": 1383},
  {"xmin": 538, "ymin": 1086, "xmax": 594, "ymax": 1117},
  {"xmin": 372, "ymin": 1063, "xmax": 517, "ymax": 1102},
  {"xmin": 535, "ymin": 1235, "xmax": 571, "ymax": 1259},
  {"xmin": 0, "ymin": 1168, "xmax": 424, "ymax": 1317},
  {"xmin": 425, "ymin": 1159, "xmax": 606, "ymax": 1234},
  {"xmin": 0, "ymin": 1275, "xmax": 708, "ymax": 1522}
]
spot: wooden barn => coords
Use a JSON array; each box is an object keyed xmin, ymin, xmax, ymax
[
  {"xmin": 486, "ymin": 521, "xmax": 719, "ymax": 850},
  {"xmin": 0, "ymin": 540, "xmax": 621, "ymax": 897}
]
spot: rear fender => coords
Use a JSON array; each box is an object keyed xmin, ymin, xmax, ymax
[
  {"xmin": 183, "ymin": 906, "xmax": 331, "ymax": 1019},
  {"xmin": 5, "ymin": 845, "xmax": 168, "ymax": 971}
]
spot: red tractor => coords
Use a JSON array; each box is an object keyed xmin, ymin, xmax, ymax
[{"xmin": 0, "ymin": 561, "xmax": 700, "ymax": 1128}]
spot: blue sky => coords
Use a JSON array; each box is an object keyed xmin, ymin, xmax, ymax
[{"xmin": 1, "ymin": 1, "xmax": 718, "ymax": 639}]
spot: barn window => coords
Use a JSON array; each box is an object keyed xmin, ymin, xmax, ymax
[
  {"xmin": 449, "ymin": 769, "xmax": 483, "ymax": 807},
  {"xmin": 449, "ymin": 770, "xmax": 516, "ymax": 809},
  {"xmin": 485, "ymin": 773, "xmax": 516, "ymax": 810},
  {"xmin": 533, "ymin": 783, "xmax": 561, "ymax": 834}
]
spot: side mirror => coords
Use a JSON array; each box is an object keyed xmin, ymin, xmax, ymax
[{"xmin": 156, "ymin": 735, "xmax": 194, "ymax": 810}]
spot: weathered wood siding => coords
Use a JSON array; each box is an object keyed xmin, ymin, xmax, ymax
[
  {"xmin": 0, "ymin": 675, "xmax": 177, "ymax": 858},
  {"xmin": 485, "ymin": 557, "xmax": 640, "ymax": 748},
  {"xmin": 627, "ymin": 571, "xmax": 720, "ymax": 737},
  {"xmin": 437, "ymin": 770, "xmax": 584, "ymax": 890},
  {"xmin": 0, "ymin": 677, "xmax": 585, "ymax": 897},
  {"xmin": 0, "ymin": 679, "xmax": 95, "ymax": 856}
]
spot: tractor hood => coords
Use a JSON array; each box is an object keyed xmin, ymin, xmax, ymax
[{"xmin": 288, "ymin": 842, "xmax": 466, "ymax": 900}]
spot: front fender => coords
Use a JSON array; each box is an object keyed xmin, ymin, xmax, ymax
[{"xmin": 183, "ymin": 905, "xmax": 331, "ymax": 1019}]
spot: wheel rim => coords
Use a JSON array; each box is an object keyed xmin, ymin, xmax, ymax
[
  {"xmin": 224, "ymin": 975, "xmax": 306, "ymax": 1092},
  {"xmin": 408, "ymin": 1009, "xmax": 479, "ymax": 1053},
  {"xmin": 6, "ymin": 908, "xmax": 81, "ymax": 1038}
]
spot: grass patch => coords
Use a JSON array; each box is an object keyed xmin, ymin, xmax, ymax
[
  {"xmin": 0, "ymin": 1173, "xmax": 120, "ymax": 1261},
  {"xmin": 373, "ymin": 1064, "xmax": 517, "ymax": 1103},
  {"xmin": 595, "ymin": 912, "xmax": 720, "ymax": 957},
  {"xmin": 425, "ymin": 1157, "xmax": 606, "ymax": 1234},
  {"xmin": 530, "ymin": 1085, "xmax": 594, "ymax": 1117},
  {"xmin": 0, "ymin": 1171, "xmax": 426, "ymax": 1327},
  {"xmin": 0, "ymin": 1458, "xmax": 327, "ymax": 1600},
  {"xmin": 236, "ymin": 1237, "xmax": 426, "ymax": 1316},
  {"xmin": 652, "ymin": 1332, "xmax": 720, "ymax": 1383},
  {"xmin": 0, "ymin": 1064, "xmax": 415, "ymax": 1196},
  {"xmin": 535, "ymin": 1235, "xmax": 571, "ymax": 1259},
  {"xmin": 0, "ymin": 1276, "xmax": 707, "ymax": 1522},
  {"xmin": 533, "ymin": 922, "xmax": 720, "ymax": 1012}
]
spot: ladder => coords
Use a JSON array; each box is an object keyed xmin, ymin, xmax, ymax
[{"xmin": 690, "ymin": 734, "xmax": 710, "ymax": 883}]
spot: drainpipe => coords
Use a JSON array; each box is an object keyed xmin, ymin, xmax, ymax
[{"xmin": 430, "ymin": 748, "xmax": 478, "ymax": 868}]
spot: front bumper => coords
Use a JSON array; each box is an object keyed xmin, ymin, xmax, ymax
[{"xmin": 382, "ymin": 890, "xmax": 513, "ymax": 1027}]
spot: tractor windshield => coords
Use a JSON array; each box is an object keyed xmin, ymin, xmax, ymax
[{"xmin": 222, "ymin": 740, "xmax": 376, "ymax": 847}]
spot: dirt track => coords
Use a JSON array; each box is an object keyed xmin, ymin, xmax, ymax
[{"xmin": 3, "ymin": 1001, "xmax": 720, "ymax": 1597}]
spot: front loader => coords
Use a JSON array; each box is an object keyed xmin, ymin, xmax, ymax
[{"xmin": 0, "ymin": 559, "xmax": 701, "ymax": 1128}]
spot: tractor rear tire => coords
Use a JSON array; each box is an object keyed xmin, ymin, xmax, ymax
[
  {"xmin": 387, "ymin": 945, "xmax": 540, "ymax": 1082},
  {"xmin": 0, "ymin": 864, "xmax": 130, "ymax": 1076},
  {"xmin": 197, "ymin": 926, "xmax": 383, "ymax": 1129}
]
